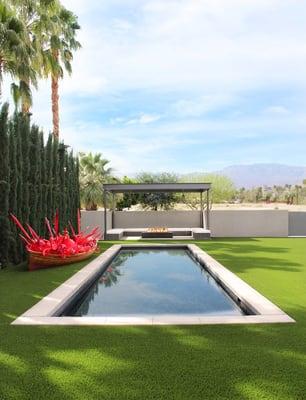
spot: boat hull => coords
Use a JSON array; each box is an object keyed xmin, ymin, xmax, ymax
[{"xmin": 28, "ymin": 247, "xmax": 97, "ymax": 271}]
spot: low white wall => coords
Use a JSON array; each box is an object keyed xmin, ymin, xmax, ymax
[
  {"xmin": 113, "ymin": 211, "xmax": 202, "ymax": 228},
  {"xmin": 210, "ymin": 210, "xmax": 288, "ymax": 237},
  {"xmin": 81, "ymin": 209, "xmax": 294, "ymax": 237},
  {"xmin": 288, "ymin": 212, "xmax": 306, "ymax": 236},
  {"xmin": 81, "ymin": 210, "xmax": 112, "ymax": 239}
]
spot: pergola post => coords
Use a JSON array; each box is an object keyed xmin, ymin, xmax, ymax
[
  {"xmin": 112, "ymin": 192, "xmax": 115, "ymax": 230},
  {"xmin": 200, "ymin": 191, "xmax": 204, "ymax": 228},
  {"xmin": 206, "ymin": 189, "xmax": 210, "ymax": 229},
  {"xmin": 103, "ymin": 190, "xmax": 107, "ymax": 240}
]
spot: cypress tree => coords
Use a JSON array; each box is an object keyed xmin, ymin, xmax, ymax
[
  {"xmin": 28, "ymin": 125, "xmax": 40, "ymax": 231},
  {"xmin": 45, "ymin": 135, "xmax": 54, "ymax": 223},
  {"xmin": 0, "ymin": 104, "xmax": 10, "ymax": 266},
  {"xmin": 20, "ymin": 114, "xmax": 30, "ymax": 227},
  {"xmin": 68, "ymin": 151, "xmax": 76, "ymax": 229},
  {"xmin": 74, "ymin": 157, "xmax": 81, "ymax": 227},
  {"xmin": 40, "ymin": 133, "xmax": 47, "ymax": 235},
  {"xmin": 58, "ymin": 143, "xmax": 67, "ymax": 230},
  {"xmin": 14, "ymin": 113, "xmax": 24, "ymax": 260},
  {"xmin": 8, "ymin": 119, "xmax": 19, "ymax": 263},
  {"xmin": 52, "ymin": 137, "xmax": 59, "ymax": 220}
]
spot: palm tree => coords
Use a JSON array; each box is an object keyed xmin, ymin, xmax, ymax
[
  {"xmin": 41, "ymin": 5, "xmax": 80, "ymax": 137},
  {"xmin": 79, "ymin": 153, "xmax": 117, "ymax": 211},
  {"xmin": 0, "ymin": 1, "xmax": 34, "ymax": 102},
  {"xmin": 4, "ymin": 0, "xmax": 49, "ymax": 113}
]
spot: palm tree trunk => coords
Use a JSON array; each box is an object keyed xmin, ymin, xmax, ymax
[{"xmin": 51, "ymin": 74, "xmax": 60, "ymax": 138}]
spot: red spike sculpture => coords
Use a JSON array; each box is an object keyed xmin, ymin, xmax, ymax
[{"xmin": 11, "ymin": 211, "xmax": 101, "ymax": 271}]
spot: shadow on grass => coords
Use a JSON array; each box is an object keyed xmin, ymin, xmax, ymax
[{"xmin": 0, "ymin": 313, "xmax": 305, "ymax": 400}]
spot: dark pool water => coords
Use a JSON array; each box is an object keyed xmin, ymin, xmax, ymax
[{"xmin": 67, "ymin": 249, "xmax": 244, "ymax": 316}]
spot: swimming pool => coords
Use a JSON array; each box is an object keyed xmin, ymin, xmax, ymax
[
  {"xmin": 12, "ymin": 244, "xmax": 294, "ymax": 325},
  {"xmin": 66, "ymin": 248, "xmax": 245, "ymax": 317}
]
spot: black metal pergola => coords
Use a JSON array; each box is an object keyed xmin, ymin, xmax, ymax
[{"xmin": 102, "ymin": 183, "xmax": 211, "ymax": 238}]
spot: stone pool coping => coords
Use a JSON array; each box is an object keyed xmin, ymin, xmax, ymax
[{"xmin": 12, "ymin": 244, "xmax": 295, "ymax": 326}]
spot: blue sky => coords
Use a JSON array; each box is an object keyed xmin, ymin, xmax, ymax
[{"xmin": 4, "ymin": 0, "xmax": 306, "ymax": 175}]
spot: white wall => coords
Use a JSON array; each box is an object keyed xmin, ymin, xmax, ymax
[
  {"xmin": 81, "ymin": 210, "xmax": 112, "ymax": 239},
  {"xmin": 113, "ymin": 211, "xmax": 202, "ymax": 228},
  {"xmin": 288, "ymin": 212, "xmax": 306, "ymax": 236},
  {"xmin": 81, "ymin": 209, "xmax": 295, "ymax": 237},
  {"xmin": 210, "ymin": 210, "xmax": 288, "ymax": 237}
]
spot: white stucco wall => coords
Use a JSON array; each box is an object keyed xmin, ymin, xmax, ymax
[
  {"xmin": 113, "ymin": 211, "xmax": 202, "ymax": 228},
  {"xmin": 80, "ymin": 210, "xmax": 112, "ymax": 239},
  {"xmin": 81, "ymin": 209, "xmax": 294, "ymax": 237},
  {"xmin": 210, "ymin": 210, "xmax": 288, "ymax": 237}
]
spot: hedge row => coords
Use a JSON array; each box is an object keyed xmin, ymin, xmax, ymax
[{"xmin": 0, "ymin": 103, "xmax": 80, "ymax": 267}]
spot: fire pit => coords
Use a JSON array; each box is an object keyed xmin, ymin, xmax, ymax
[{"xmin": 141, "ymin": 227, "xmax": 173, "ymax": 238}]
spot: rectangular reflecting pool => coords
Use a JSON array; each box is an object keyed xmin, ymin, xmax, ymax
[{"xmin": 65, "ymin": 248, "xmax": 245, "ymax": 317}]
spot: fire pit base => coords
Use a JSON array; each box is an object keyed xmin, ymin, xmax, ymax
[{"xmin": 141, "ymin": 231, "xmax": 173, "ymax": 238}]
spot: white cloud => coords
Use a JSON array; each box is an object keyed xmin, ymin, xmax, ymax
[
  {"xmin": 264, "ymin": 106, "xmax": 290, "ymax": 115},
  {"xmin": 126, "ymin": 113, "xmax": 161, "ymax": 125},
  {"xmin": 2, "ymin": 0, "xmax": 306, "ymax": 173}
]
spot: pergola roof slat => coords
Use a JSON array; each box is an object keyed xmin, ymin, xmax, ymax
[{"xmin": 103, "ymin": 183, "xmax": 211, "ymax": 193}]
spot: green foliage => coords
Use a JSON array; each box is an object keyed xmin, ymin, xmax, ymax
[
  {"xmin": 0, "ymin": 103, "xmax": 10, "ymax": 266},
  {"xmin": 236, "ymin": 184, "xmax": 306, "ymax": 205},
  {"xmin": 116, "ymin": 176, "xmax": 140, "ymax": 210},
  {"xmin": 136, "ymin": 172, "xmax": 179, "ymax": 210},
  {"xmin": 180, "ymin": 173, "xmax": 236, "ymax": 208},
  {"xmin": 0, "ymin": 0, "xmax": 81, "ymax": 120},
  {"xmin": 0, "ymin": 104, "xmax": 79, "ymax": 267},
  {"xmin": 79, "ymin": 152, "xmax": 117, "ymax": 210}
]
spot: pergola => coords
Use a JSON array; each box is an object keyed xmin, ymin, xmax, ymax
[{"xmin": 102, "ymin": 183, "xmax": 211, "ymax": 239}]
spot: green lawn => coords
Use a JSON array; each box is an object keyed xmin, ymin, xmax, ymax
[{"xmin": 0, "ymin": 238, "xmax": 306, "ymax": 400}]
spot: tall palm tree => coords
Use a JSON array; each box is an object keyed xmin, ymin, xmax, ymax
[
  {"xmin": 6, "ymin": 0, "xmax": 50, "ymax": 113},
  {"xmin": 41, "ymin": 5, "xmax": 80, "ymax": 137},
  {"xmin": 0, "ymin": 1, "xmax": 33, "ymax": 102}
]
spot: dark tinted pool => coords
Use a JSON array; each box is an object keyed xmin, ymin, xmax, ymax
[{"xmin": 67, "ymin": 249, "xmax": 244, "ymax": 316}]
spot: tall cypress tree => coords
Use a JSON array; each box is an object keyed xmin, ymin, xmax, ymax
[
  {"xmin": 28, "ymin": 125, "xmax": 40, "ymax": 231},
  {"xmin": 58, "ymin": 143, "xmax": 67, "ymax": 230},
  {"xmin": 20, "ymin": 114, "xmax": 30, "ymax": 227},
  {"xmin": 40, "ymin": 133, "xmax": 47, "ymax": 235},
  {"xmin": 14, "ymin": 113, "xmax": 24, "ymax": 260},
  {"xmin": 52, "ymin": 137, "xmax": 59, "ymax": 220},
  {"xmin": 0, "ymin": 104, "xmax": 10, "ymax": 266},
  {"xmin": 45, "ymin": 135, "xmax": 54, "ymax": 223},
  {"xmin": 8, "ymin": 119, "xmax": 19, "ymax": 263}
]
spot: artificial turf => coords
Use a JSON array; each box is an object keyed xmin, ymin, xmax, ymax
[{"xmin": 0, "ymin": 238, "xmax": 306, "ymax": 400}]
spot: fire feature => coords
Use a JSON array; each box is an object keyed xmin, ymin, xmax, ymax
[{"xmin": 141, "ymin": 227, "xmax": 173, "ymax": 238}]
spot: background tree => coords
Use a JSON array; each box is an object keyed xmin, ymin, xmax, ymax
[
  {"xmin": 79, "ymin": 152, "xmax": 117, "ymax": 210},
  {"xmin": 116, "ymin": 176, "xmax": 140, "ymax": 210},
  {"xmin": 136, "ymin": 172, "xmax": 179, "ymax": 210},
  {"xmin": 180, "ymin": 173, "xmax": 236, "ymax": 209}
]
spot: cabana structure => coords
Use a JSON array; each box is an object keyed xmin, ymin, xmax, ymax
[{"xmin": 102, "ymin": 183, "xmax": 211, "ymax": 240}]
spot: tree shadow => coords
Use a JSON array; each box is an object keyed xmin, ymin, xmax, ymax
[{"xmin": 0, "ymin": 308, "xmax": 305, "ymax": 400}]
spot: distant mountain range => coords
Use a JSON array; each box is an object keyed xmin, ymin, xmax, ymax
[{"xmin": 216, "ymin": 164, "xmax": 306, "ymax": 188}]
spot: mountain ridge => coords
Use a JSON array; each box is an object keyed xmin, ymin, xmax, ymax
[{"xmin": 216, "ymin": 163, "xmax": 306, "ymax": 188}]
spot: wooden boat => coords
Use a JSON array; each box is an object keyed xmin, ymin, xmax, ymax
[{"xmin": 28, "ymin": 246, "xmax": 97, "ymax": 271}]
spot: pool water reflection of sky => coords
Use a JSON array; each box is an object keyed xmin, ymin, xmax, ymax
[{"xmin": 70, "ymin": 249, "xmax": 244, "ymax": 316}]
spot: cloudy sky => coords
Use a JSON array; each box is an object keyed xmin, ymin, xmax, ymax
[{"xmin": 4, "ymin": 0, "xmax": 306, "ymax": 175}]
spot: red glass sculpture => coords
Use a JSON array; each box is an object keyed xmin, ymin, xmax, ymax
[{"xmin": 11, "ymin": 210, "xmax": 100, "ymax": 271}]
